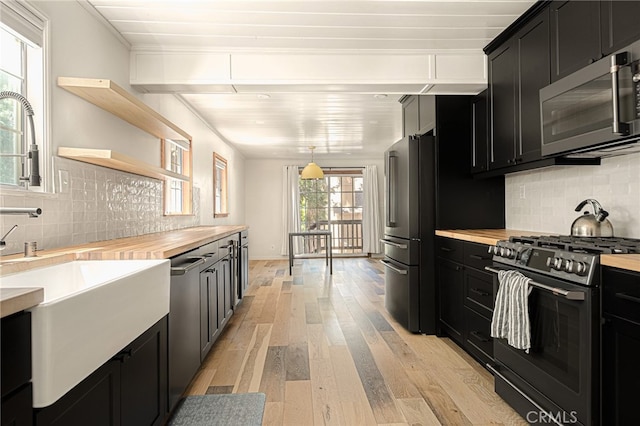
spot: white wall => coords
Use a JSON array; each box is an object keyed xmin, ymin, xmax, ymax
[
  {"xmin": 245, "ymin": 157, "xmax": 385, "ymax": 259},
  {"xmin": 0, "ymin": 2, "xmax": 245, "ymax": 255},
  {"xmin": 505, "ymin": 152, "xmax": 640, "ymax": 238}
]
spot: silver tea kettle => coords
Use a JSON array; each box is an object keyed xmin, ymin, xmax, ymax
[{"xmin": 571, "ymin": 199, "xmax": 614, "ymax": 237}]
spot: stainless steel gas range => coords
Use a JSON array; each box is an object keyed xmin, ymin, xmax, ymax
[{"xmin": 485, "ymin": 235, "xmax": 640, "ymax": 426}]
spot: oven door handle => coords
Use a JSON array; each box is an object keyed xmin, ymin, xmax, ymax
[
  {"xmin": 485, "ymin": 266, "xmax": 586, "ymax": 301},
  {"xmin": 486, "ymin": 363, "xmax": 564, "ymax": 426},
  {"xmin": 380, "ymin": 259, "xmax": 408, "ymax": 275}
]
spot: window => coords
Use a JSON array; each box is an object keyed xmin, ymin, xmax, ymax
[
  {"xmin": 162, "ymin": 138, "xmax": 192, "ymax": 215},
  {"xmin": 299, "ymin": 170, "xmax": 364, "ymax": 255},
  {"xmin": 213, "ymin": 153, "xmax": 228, "ymax": 217},
  {"xmin": 0, "ymin": 1, "xmax": 46, "ymax": 190}
]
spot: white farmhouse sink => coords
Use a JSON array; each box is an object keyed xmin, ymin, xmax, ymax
[{"xmin": 0, "ymin": 259, "xmax": 170, "ymax": 407}]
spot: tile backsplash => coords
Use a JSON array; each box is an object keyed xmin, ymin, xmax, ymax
[
  {"xmin": 505, "ymin": 152, "xmax": 640, "ymax": 238},
  {"xmin": 0, "ymin": 157, "xmax": 200, "ymax": 256}
]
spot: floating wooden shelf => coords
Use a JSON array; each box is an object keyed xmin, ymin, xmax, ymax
[
  {"xmin": 57, "ymin": 77, "xmax": 191, "ymax": 142},
  {"xmin": 58, "ymin": 147, "xmax": 189, "ymax": 182}
]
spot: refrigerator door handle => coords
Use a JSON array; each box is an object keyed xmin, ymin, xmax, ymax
[
  {"xmin": 379, "ymin": 238, "xmax": 408, "ymax": 249},
  {"xmin": 380, "ymin": 259, "xmax": 408, "ymax": 275},
  {"xmin": 386, "ymin": 150, "xmax": 398, "ymax": 227}
]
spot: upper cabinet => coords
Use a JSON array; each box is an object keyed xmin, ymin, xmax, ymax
[
  {"xmin": 401, "ymin": 95, "xmax": 436, "ymax": 137},
  {"xmin": 550, "ymin": 1, "xmax": 601, "ymax": 82},
  {"xmin": 487, "ymin": 7, "xmax": 550, "ymax": 170},
  {"xmin": 600, "ymin": 0, "xmax": 640, "ymax": 55},
  {"xmin": 471, "ymin": 90, "xmax": 488, "ymax": 174},
  {"xmin": 550, "ymin": 0, "xmax": 640, "ymax": 82},
  {"xmin": 480, "ymin": 0, "xmax": 640, "ymax": 176}
]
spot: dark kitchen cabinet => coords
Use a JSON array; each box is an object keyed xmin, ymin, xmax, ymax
[
  {"xmin": 437, "ymin": 257, "xmax": 464, "ymax": 344},
  {"xmin": 488, "ymin": 42, "xmax": 516, "ymax": 170},
  {"xmin": 1, "ymin": 311, "xmax": 33, "ymax": 426},
  {"xmin": 601, "ymin": 0, "xmax": 640, "ymax": 55},
  {"xmin": 35, "ymin": 317, "xmax": 168, "ymax": 426},
  {"xmin": 488, "ymin": 7, "xmax": 549, "ymax": 170},
  {"xmin": 220, "ymin": 255, "xmax": 233, "ymax": 322},
  {"xmin": 402, "ymin": 95, "xmax": 419, "ymax": 137},
  {"xmin": 200, "ymin": 266, "xmax": 220, "ymax": 362},
  {"xmin": 200, "ymin": 253, "xmax": 234, "ymax": 362},
  {"xmin": 436, "ymin": 238, "xmax": 465, "ymax": 344},
  {"xmin": 239, "ymin": 231, "xmax": 249, "ymax": 299},
  {"xmin": 601, "ymin": 267, "xmax": 640, "ymax": 425},
  {"xmin": 436, "ymin": 237, "xmax": 495, "ymax": 367},
  {"xmin": 550, "ymin": 0, "xmax": 601, "ymax": 82},
  {"xmin": 120, "ymin": 318, "xmax": 168, "ymax": 426},
  {"xmin": 401, "ymin": 95, "xmax": 436, "ymax": 137},
  {"xmin": 471, "ymin": 90, "xmax": 488, "ymax": 173}
]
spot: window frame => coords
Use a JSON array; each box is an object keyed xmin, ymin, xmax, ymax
[
  {"xmin": 213, "ymin": 152, "xmax": 228, "ymax": 218},
  {"xmin": 161, "ymin": 138, "xmax": 193, "ymax": 216},
  {"xmin": 0, "ymin": 1, "xmax": 48, "ymax": 193}
]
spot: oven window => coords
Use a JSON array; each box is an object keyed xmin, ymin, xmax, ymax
[{"xmin": 527, "ymin": 289, "xmax": 580, "ymax": 392}]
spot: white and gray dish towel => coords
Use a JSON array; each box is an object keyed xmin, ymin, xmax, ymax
[{"xmin": 491, "ymin": 269, "xmax": 533, "ymax": 352}]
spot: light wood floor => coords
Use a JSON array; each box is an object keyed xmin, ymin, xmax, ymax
[{"xmin": 185, "ymin": 258, "xmax": 527, "ymax": 425}]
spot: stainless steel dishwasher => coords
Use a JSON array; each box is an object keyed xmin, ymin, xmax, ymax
[{"xmin": 168, "ymin": 240, "xmax": 218, "ymax": 411}]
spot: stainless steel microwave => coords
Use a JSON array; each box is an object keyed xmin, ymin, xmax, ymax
[{"xmin": 540, "ymin": 44, "xmax": 640, "ymax": 157}]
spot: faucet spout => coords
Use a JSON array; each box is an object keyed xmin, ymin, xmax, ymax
[
  {"xmin": 0, "ymin": 225, "xmax": 19, "ymax": 251},
  {"xmin": 0, "ymin": 207, "xmax": 42, "ymax": 217}
]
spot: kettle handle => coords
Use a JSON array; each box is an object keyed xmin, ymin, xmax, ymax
[{"xmin": 574, "ymin": 199, "xmax": 609, "ymax": 222}]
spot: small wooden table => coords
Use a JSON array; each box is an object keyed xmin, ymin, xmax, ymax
[{"xmin": 288, "ymin": 231, "xmax": 332, "ymax": 275}]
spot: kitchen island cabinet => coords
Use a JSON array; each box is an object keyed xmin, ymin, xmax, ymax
[{"xmin": 35, "ymin": 317, "xmax": 167, "ymax": 426}]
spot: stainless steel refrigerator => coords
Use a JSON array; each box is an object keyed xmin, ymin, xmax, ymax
[{"xmin": 381, "ymin": 96, "xmax": 505, "ymax": 333}]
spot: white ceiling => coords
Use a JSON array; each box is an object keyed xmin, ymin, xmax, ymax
[{"xmin": 87, "ymin": 0, "xmax": 536, "ymax": 160}]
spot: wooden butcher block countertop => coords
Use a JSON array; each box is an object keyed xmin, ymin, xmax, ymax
[
  {"xmin": 0, "ymin": 287, "xmax": 44, "ymax": 318},
  {"xmin": 435, "ymin": 229, "xmax": 547, "ymax": 246},
  {"xmin": 601, "ymin": 254, "xmax": 640, "ymax": 273},
  {"xmin": 0, "ymin": 225, "xmax": 247, "ymax": 276}
]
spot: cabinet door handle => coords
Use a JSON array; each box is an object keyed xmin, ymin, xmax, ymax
[
  {"xmin": 113, "ymin": 349, "xmax": 133, "ymax": 363},
  {"xmin": 440, "ymin": 247, "xmax": 454, "ymax": 252},
  {"xmin": 455, "ymin": 266, "xmax": 463, "ymax": 271},
  {"xmin": 469, "ymin": 254, "xmax": 490, "ymax": 261},
  {"xmin": 469, "ymin": 331, "xmax": 490, "ymax": 342},
  {"xmin": 615, "ymin": 292, "xmax": 640, "ymax": 304},
  {"xmin": 469, "ymin": 288, "xmax": 490, "ymax": 297}
]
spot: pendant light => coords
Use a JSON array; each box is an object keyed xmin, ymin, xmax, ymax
[{"xmin": 301, "ymin": 146, "xmax": 324, "ymax": 179}]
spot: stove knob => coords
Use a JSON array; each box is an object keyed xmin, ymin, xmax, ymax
[
  {"xmin": 546, "ymin": 257, "xmax": 562, "ymax": 270},
  {"xmin": 563, "ymin": 259, "xmax": 574, "ymax": 273},
  {"xmin": 488, "ymin": 246, "xmax": 496, "ymax": 255},
  {"xmin": 498, "ymin": 247, "xmax": 506, "ymax": 257},
  {"xmin": 574, "ymin": 261, "xmax": 589, "ymax": 276}
]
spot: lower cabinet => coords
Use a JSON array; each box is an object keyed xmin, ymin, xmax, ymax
[
  {"xmin": 437, "ymin": 237, "xmax": 495, "ymax": 367},
  {"xmin": 1, "ymin": 311, "xmax": 33, "ymax": 426},
  {"xmin": 199, "ymin": 254, "xmax": 234, "ymax": 362},
  {"xmin": 35, "ymin": 316, "xmax": 168, "ymax": 426},
  {"xmin": 437, "ymin": 257, "xmax": 464, "ymax": 344}
]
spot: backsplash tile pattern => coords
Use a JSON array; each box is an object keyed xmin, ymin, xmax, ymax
[
  {"xmin": 0, "ymin": 157, "xmax": 200, "ymax": 256},
  {"xmin": 506, "ymin": 152, "xmax": 640, "ymax": 238}
]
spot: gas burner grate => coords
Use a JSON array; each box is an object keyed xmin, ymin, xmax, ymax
[{"xmin": 507, "ymin": 235, "xmax": 640, "ymax": 254}]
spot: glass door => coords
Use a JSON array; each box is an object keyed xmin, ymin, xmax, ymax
[{"xmin": 299, "ymin": 172, "xmax": 364, "ymax": 255}]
